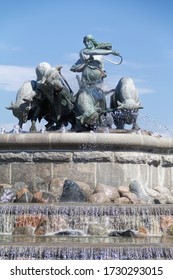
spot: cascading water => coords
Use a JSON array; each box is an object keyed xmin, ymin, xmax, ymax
[
  {"xmin": 1, "ymin": 204, "xmax": 173, "ymax": 259},
  {"xmin": 1, "ymin": 204, "xmax": 172, "ymax": 236},
  {"xmin": 1, "ymin": 239, "xmax": 173, "ymax": 260}
]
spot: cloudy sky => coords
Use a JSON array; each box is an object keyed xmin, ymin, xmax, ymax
[{"xmin": 0, "ymin": 0, "xmax": 173, "ymax": 135}]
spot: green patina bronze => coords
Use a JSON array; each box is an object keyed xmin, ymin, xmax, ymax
[{"xmin": 7, "ymin": 35, "xmax": 143, "ymax": 132}]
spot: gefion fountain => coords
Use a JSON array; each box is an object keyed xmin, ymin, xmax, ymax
[{"xmin": 0, "ymin": 35, "xmax": 173, "ymax": 260}]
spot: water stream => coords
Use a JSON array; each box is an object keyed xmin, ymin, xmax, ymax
[
  {"xmin": 0, "ymin": 237, "xmax": 173, "ymax": 260},
  {"xmin": 0, "ymin": 204, "xmax": 173, "ymax": 259}
]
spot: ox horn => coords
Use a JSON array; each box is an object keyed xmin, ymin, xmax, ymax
[
  {"xmin": 6, "ymin": 101, "xmax": 15, "ymax": 110},
  {"xmin": 6, "ymin": 106, "xmax": 13, "ymax": 110},
  {"xmin": 56, "ymin": 65, "xmax": 63, "ymax": 72},
  {"xmin": 117, "ymin": 101, "xmax": 124, "ymax": 109},
  {"xmin": 136, "ymin": 102, "xmax": 144, "ymax": 109},
  {"xmin": 6, "ymin": 103, "xmax": 14, "ymax": 110},
  {"xmin": 137, "ymin": 105, "xmax": 143, "ymax": 109},
  {"xmin": 117, "ymin": 102, "xmax": 144, "ymax": 110}
]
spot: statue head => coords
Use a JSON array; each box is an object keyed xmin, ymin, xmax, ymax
[
  {"xmin": 84, "ymin": 34, "xmax": 94, "ymax": 41},
  {"xmin": 83, "ymin": 34, "xmax": 95, "ymax": 49},
  {"xmin": 35, "ymin": 62, "xmax": 64, "ymax": 90},
  {"xmin": 44, "ymin": 68, "xmax": 63, "ymax": 90},
  {"xmin": 35, "ymin": 62, "xmax": 51, "ymax": 83}
]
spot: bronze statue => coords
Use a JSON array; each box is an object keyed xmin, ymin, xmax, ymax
[
  {"xmin": 7, "ymin": 62, "xmax": 76, "ymax": 132},
  {"xmin": 70, "ymin": 34, "xmax": 121, "ymax": 86},
  {"xmin": 7, "ymin": 35, "xmax": 143, "ymax": 132}
]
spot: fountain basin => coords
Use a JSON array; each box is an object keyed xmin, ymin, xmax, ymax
[
  {"xmin": 0, "ymin": 132, "xmax": 173, "ymax": 259},
  {"xmin": 0, "ymin": 132, "xmax": 173, "ymax": 189}
]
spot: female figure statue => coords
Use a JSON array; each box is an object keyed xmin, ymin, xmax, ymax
[{"xmin": 70, "ymin": 35, "xmax": 120, "ymax": 86}]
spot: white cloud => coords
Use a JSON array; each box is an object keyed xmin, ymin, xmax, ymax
[
  {"xmin": 0, "ymin": 64, "xmax": 80, "ymax": 94},
  {"xmin": 64, "ymin": 52, "xmax": 79, "ymax": 61},
  {"xmin": 0, "ymin": 62, "xmax": 155, "ymax": 97},
  {"xmin": 123, "ymin": 60, "xmax": 165, "ymax": 69},
  {"xmin": 121, "ymin": 60, "xmax": 143, "ymax": 69},
  {"xmin": 134, "ymin": 78, "xmax": 156, "ymax": 95},
  {"xmin": 137, "ymin": 87, "xmax": 155, "ymax": 95},
  {"xmin": 0, "ymin": 65, "xmax": 35, "ymax": 92}
]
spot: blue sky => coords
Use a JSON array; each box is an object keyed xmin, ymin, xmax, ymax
[{"xmin": 0, "ymin": 0, "xmax": 173, "ymax": 135}]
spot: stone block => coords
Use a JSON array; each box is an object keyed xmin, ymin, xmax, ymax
[
  {"xmin": 52, "ymin": 162, "xmax": 96, "ymax": 188},
  {"xmin": 33, "ymin": 152, "xmax": 72, "ymax": 162},
  {"xmin": 11, "ymin": 163, "xmax": 52, "ymax": 184},
  {"xmin": 96, "ymin": 162, "xmax": 126, "ymax": 187},
  {"xmin": 0, "ymin": 163, "xmax": 11, "ymax": 184},
  {"xmin": 73, "ymin": 151, "xmax": 113, "ymax": 162},
  {"xmin": 114, "ymin": 152, "xmax": 161, "ymax": 167},
  {"xmin": 0, "ymin": 152, "xmax": 32, "ymax": 162},
  {"xmin": 114, "ymin": 152, "xmax": 147, "ymax": 164}
]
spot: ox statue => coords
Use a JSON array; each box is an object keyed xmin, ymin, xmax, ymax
[
  {"xmin": 6, "ymin": 62, "xmax": 52, "ymax": 130},
  {"xmin": 6, "ymin": 80, "xmax": 37, "ymax": 129},
  {"xmin": 6, "ymin": 62, "xmax": 76, "ymax": 132},
  {"xmin": 27, "ymin": 65, "xmax": 76, "ymax": 132},
  {"xmin": 74, "ymin": 84, "xmax": 108, "ymax": 131},
  {"xmin": 110, "ymin": 77, "xmax": 143, "ymax": 130}
]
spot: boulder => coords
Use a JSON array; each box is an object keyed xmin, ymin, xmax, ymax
[
  {"xmin": 60, "ymin": 179, "xmax": 87, "ymax": 202},
  {"xmin": 94, "ymin": 183, "xmax": 120, "ymax": 201},
  {"xmin": 32, "ymin": 191, "xmax": 57, "ymax": 203},
  {"xmin": 89, "ymin": 192, "xmax": 111, "ymax": 203}
]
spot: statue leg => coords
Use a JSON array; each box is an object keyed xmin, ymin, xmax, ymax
[
  {"xmin": 18, "ymin": 120, "xmax": 23, "ymax": 129},
  {"xmin": 45, "ymin": 120, "xmax": 55, "ymax": 130},
  {"xmin": 30, "ymin": 119, "xmax": 37, "ymax": 132},
  {"xmin": 132, "ymin": 122, "xmax": 140, "ymax": 130},
  {"xmin": 129, "ymin": 110, "xmax": 140, "ymax": 130},
  {"xmin": 112, "ymin": 111, "xmax": 125, "ymax": 129}
]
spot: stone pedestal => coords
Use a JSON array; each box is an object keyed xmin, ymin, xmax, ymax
[{"xmin": 0, "ymin": 132, "xmax": 173, "ymax": 190}]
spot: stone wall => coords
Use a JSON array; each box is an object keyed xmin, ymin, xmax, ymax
[{"xmin": 0, "ymin": 132, "xmax": 173, "ymax": 190}]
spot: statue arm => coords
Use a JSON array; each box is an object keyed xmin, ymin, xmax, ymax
[
  {"xmin": 70, "ymin": 65, "xmax": 85, "ymax": 72},
  {"xmin": 82, "ymin": 49, "xmax": 119, "ymax": 56},
  {"xmin": 70, "ymin": 60, "xmax": 86, "ymax": 72},
  {"xmin": 70, "ymin": 53, "xmax": 90, "ymax": 72}
]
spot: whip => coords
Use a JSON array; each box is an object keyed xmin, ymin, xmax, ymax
[{"xmin": 104, "ymin": 54, "xmax": 123, "ymax": 65}]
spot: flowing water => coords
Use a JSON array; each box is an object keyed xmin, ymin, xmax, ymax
[
  {"xmin": 0, "ymin": 204, "xmax": 173, "ymax": 259},
  {"xmin": 0, "ymin": 236, "xmax": 173, "ymax": 260},
  {"xmin": 138, "ymin": 114, "xmax": 173, "ymax": 138},
  {"xmin": 0, "ymin": 204, "xmax": 172, "ymax": 235}
]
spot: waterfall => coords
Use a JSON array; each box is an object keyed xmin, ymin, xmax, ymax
[{"xmin": 1, "ymin": 204, "xmax": 173, "ymax": 236}]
